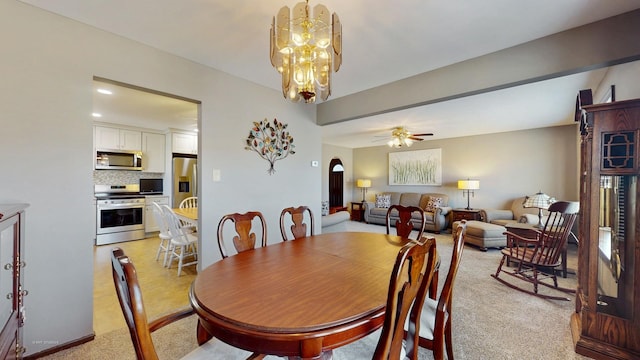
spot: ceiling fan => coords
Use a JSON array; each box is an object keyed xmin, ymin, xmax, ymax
[{"xmin": 375, "ymin": 126, "xmax": 433, "ymax": 148}]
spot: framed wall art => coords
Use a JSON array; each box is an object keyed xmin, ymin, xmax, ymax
[{"xmin": 389, "ymin": 148, "xmax": 442, "ymax": 185}]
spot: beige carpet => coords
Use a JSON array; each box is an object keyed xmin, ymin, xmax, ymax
[{"xmin": 42, "ymin": 221, "xmax": 590, "ymax": 360}]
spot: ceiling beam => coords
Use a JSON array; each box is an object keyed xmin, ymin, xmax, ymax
[{"xmin": 317, "ymin": 9, "xmax": 640, "ymax": 126}]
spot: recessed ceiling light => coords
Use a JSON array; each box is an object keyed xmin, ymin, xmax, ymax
[
  {"xmin": 92, "ymin": 113, "xmax": 102, "ymax": 117},
  {"xmin": 97, "ymin": 88, "xmax": 112, "ymax": 95}
]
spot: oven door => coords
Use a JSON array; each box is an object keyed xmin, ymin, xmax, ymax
[{"xmin": 97, "ymin": 202, "xmax": 144, "ymax": 234}]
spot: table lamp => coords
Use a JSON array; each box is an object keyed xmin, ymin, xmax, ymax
[
  {"xmin": 523, "ymin": 191, "xmax": 556, "ymax": 228},
  {"xmin": 458, "ymin": 179, "xmax": 480, "ymax": 210},
  {"xmin": 356, "ymin": 179, "xmax": 371, "ymax": 202}
]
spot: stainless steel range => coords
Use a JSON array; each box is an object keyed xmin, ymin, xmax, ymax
[{"xmin": 94, "ymin": 184, "xmax": 145, "ymax": 245}]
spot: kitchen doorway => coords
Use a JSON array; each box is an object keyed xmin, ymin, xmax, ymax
[{"xmin": 92, "ymin": 77, "xmax": 201, "ymax": 334}]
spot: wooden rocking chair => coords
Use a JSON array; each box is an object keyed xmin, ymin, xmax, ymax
[{"xmin": 491, "ymin": 201, "xmax": 579, "ymax": 301}]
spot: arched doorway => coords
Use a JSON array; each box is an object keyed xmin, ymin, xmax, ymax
[{"xmin": 329, "ymin": 158, "xmax": 344, "ymax": 211}]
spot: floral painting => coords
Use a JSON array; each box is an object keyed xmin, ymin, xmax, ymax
[
  {"xmin": 389, "ymin": 149, "xmax": 442, "ymax": 185},
  {"xmin": 245, "ymin": 118, "xmax": 295, "ymax": 175}
]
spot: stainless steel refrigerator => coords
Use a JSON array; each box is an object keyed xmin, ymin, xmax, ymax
[{"xmin": 172, "ymin": 155, "xmax": 197, "ymax": 208}]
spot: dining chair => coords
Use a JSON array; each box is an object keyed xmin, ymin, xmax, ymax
[
  {"xmin": 415, "ymin": 219, "xmax": 466, "ymax": 360},
  {"xmin": 332, "ymin": 237, "xmax": 439, "ymax": 360},
  {"xmin": 151, "ymin": 202, "xmax": 172, "ymax": 267},
  {"xmin": 279, "ymin": 206, "xmax": 315, "ymax": 241},
  {"xmin": 217, "ymin": 211, "xmax": 267, "ymax": 258},
  {"xmin": 179, "ymin": 196, "xmax": 198, "ymax": 208},
  {"xmin": 385, "ymin": 204, "xmax": 426, "ymax": 241},
  {"xmin": 163, "ymin": 205, "xmax": 198, "ymax": 276},
  {"xmin": 110, "ymin": 247, "xmax": 264, "ymax": 360},
  {"xmin": 178, "ymin": 196, "xmax": 198, "ymax": 231}
]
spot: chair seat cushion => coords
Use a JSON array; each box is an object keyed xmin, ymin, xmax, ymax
[{"xmin": 418, "ymin": 298, "xmax": 437, "ymax": 341}]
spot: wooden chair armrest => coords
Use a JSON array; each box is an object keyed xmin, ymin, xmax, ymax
[
  {"xmin": 149, "ymin": 308, "xmax": 194, "ymax": 332},
  {"xmin": 504, "ymin": 230, "xmax": 541, "ymax": 248}
]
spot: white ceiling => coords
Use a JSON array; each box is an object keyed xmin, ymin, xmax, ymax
[{"xmin": 22, "ymin": 0, "xmax": 640, "ymax": 148}]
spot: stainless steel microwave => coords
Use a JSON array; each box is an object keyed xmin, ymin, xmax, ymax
[{"xmin": 96, "ymin": 150, "xmax": 143, "ymax": 170}]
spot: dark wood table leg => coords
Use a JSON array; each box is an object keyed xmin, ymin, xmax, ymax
[{"xmin": 196, "ymin": 319, "xmax": 214, "ymax": 346}]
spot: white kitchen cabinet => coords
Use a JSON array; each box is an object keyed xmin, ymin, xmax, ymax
[
  {"xmin": 142, "ymin": 132, "xmax": 166, "ymax": 173},
  {"xmin": 172, "ymin": 132, "xmax": 197, "ymax": 155},
  {"xmin": 95, "ymin": 126, "xmax": 142, "ymax": 151},
  {"xmin": 145, "ymin": 196, "xmax": 169, "ymax": 233}
]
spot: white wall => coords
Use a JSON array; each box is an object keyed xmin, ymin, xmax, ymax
[
  {"xmin": 0, "ymin": 1, "xmax": 319, "ymax": 355},
  {"xmin": 594, "ymin": 61, "xmax": 640, "ymax": 102}
]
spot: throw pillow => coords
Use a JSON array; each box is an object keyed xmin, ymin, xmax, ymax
[
  {"xmin": 321, "ymin": 201, "xmax": 329, "ymax": 216},
  {"xmin": 425, "ymin": 196, "xmax": 443, "ymax": 212},
  {"xmin": 375, "ymin": 194, "xmax": 391, "ymax": 208}
]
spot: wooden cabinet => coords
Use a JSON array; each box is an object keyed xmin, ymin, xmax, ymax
[
  {"xmin": 571, "ymin": 98, "xmax": 640, "ymax": 359},
  {"xmin": 451, "ymin": 209, "xmax": 482, "ymax": 222},
  {"xmin": 350, "ymin": 202, "xmax": 364, "ymax": 222},
  {"xmin": 95, "ymin": 126, "xmax": 141, "ymax": 151},
  {"xmin": 145, "ymin": 196, "xmax": 169, "ymax": 233},
  {"xmin": 0, "ymin": 204, "xmax": 27, "ymax": 359},
  {"xmin": 142, "ymin": 132, "xmax": 166, "ymax": 173},
  {"xmin": 172, "ymin": 132, "xmax": 197, "ymax": 155}
]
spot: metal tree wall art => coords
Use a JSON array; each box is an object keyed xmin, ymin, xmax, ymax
[{"xmin": 245, "ymin": 118, "xmax": 296, "ymax": 175}]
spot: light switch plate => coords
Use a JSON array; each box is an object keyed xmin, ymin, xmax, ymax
[
  {"xmin": 311, "ymin": 161, "xmax": 319, "ymax": 167},
  {"xmin": 212, "ymin": 169, "xmax": 221, "ymax": 182}
]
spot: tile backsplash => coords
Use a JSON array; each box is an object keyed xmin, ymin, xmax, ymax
[{"xmin": 93, "ymin": 170, "xmax": 163, "ymax": 186}]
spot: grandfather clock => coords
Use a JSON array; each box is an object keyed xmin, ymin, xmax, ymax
[{"xmin": 571, "ymin": 97, "xmax": 640, "ymax": 359}]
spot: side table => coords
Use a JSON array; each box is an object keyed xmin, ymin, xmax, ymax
[
  {"xmin": 350, "ymin": 202, "xmax": 365, "ymax": 222},
  {"xmin": 452, "ymin": 208, "xmax": 482, "ymax": 222}
]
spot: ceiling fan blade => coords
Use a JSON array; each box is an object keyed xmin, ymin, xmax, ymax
[
  {"xmin": 411, "ymin": 133, "xmax": 434, "ymax": 137},
  {"xmin": 408, "ymin": 136, "xmax": 425, "ymax": 141}
]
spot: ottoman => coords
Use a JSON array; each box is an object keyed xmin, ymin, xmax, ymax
[{"xmin": 453, "ymin": 220, "xmax": 506, "ymax": 251}]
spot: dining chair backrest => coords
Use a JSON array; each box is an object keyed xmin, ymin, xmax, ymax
[
  {"xmin": 151, "ymin": 202, "xmax": 170, "ymax": 236},
  {"xmin": 279, "ymin": 206, "xmax": 315, "ymax": 241},
  {"xmin": 217, "ymin": 211, "xmax": 267, "ymax": 258},
  {"xmin": 111, "ymin": 248, "xmax": 194, "ymax": 360},
  {"xmin": 374, "ymin": 237, "xmax": 438, "ymax": 359},
  {"xmin": 386, "ymin": 204, "xmax": 426, "ymax": 241},
  {"xmin": 179, "ymin": 196, "xmax": 198, "ymax": 209},
  {"xmin": 162, "ymin": 205, "xmax": 193, "ymax": 246},
  {"xmin": 415, "ymin": 220, "xmax": 466, "ymax": 359}
]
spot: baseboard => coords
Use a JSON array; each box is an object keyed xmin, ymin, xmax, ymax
[{"xmin": 23, "ymin": 333, "xmax": 95, "ymax": 359}]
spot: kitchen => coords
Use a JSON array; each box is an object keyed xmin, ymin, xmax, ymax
[{"xmin": 92, "ymin": 77, "xmax": 200, "ymax": 246}]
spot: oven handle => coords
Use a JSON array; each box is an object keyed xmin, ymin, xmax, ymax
[{"xmin": 97, "ymin": 203, "xmax": 145, "ymax": 210}]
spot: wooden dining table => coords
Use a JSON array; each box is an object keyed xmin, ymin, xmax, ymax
[{"xmin": 189, "ymin": 231, "xmax": 425, "ymax": 359}]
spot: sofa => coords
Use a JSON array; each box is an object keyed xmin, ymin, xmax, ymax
[
  {"xmin": 480, "ymin": 197, "xmax": 542, "ymax": 226},
  {"xmin": 321, "ymin": 211, "xmax": 350, "ymax": 232},
  {"xmin": 363, "ymin": 192, "xmax": 451, "ymax": 233}
]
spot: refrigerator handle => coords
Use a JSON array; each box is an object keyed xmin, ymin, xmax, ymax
[{"xmin": 192, "ymin": 163, "xmax": 198, "ymax": 197}]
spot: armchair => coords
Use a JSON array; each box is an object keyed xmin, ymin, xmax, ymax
[{"xmin": 480, "ymin": 197, "xmax": 542, "ymax": 226}]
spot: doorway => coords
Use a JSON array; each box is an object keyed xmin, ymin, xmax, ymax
[
  {"xmin": 92, "ymin": 77, "xmax": 201, "ymax": 334},
  {"xmin": 329, "ymin": 158, "xmax": 344, "ymax": 211}
]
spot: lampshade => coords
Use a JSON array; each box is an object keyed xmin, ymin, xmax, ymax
[
  {"xmin": 270, "ymin": 0, "xmax": 342, "ymax": 103},
  {"xmin": 523, "ymin": 192, "xmax": 556, "ymax": 209},
  {"xmin": 356, "ymin": 179, "xmax": 371, "ymax": 188},
  {"xmin": 457, "ymin": 179, "xmax": 480, "ymax": 190}
]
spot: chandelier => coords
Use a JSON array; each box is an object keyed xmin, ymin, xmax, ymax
[
  {"xmin": 270, "ymin": 0, "xmax": 342, "ymax": 103},
  {"xmin": 388, "ymin": 127, "xmax": 414, "ymax": 148}
]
